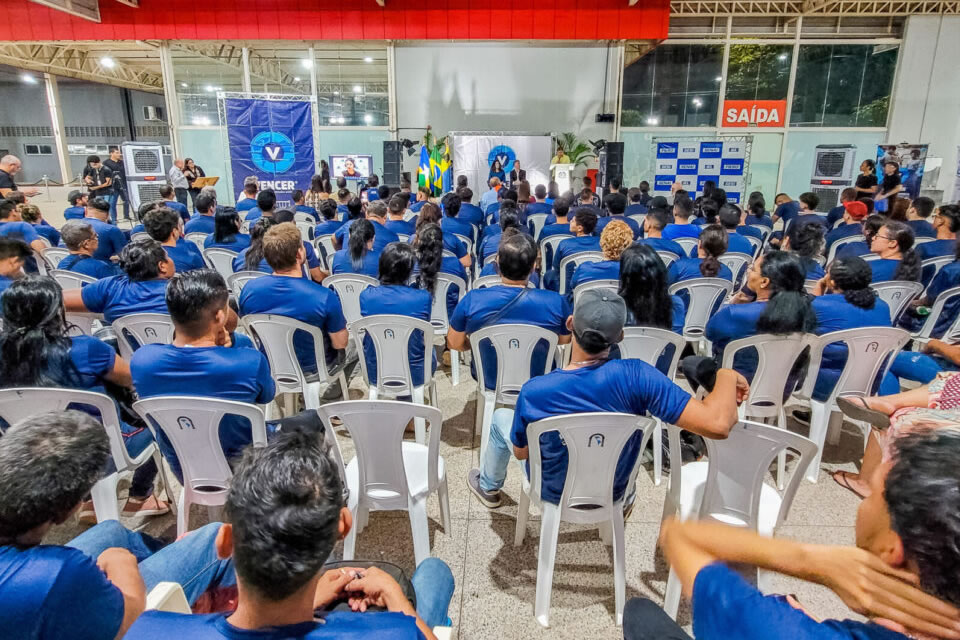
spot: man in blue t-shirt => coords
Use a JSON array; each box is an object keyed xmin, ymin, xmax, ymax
[
  {"xmin": 826, "ymin": 187, "xmax": 857, "ymax": 228},
  {"xmin": 82, "ymin": 197, "xmax": 128, "ymax": 262},
  {"xmin": 64, "ymin": 189, "xmax": 88, "ymax": 220},
  {"xmin": 291, "ymin": 189, "xmax": 320, "ymax": 222},
  {"xmin": 440, "ymin": 191, "xmax": 474, "ymax": 242},
  {"xmin": 0, "ymin": 236, "xmax": 31, "ymax": 292},
  {"xmin": 384, "ymin": 194, "xmax": 416, "ymax": 237},
  {"xmin": 144, "ymin": 206, "xmax": 206, "ymax": 272},
  {"xmin": 596, "ymin": 192, "xmax": 642, "ymax": 240},
  {"xmin": 244, "ymin": 189, "xmax": 277, "ymax": 223},
  {"xmin": 467, "ymin": 288, "xmax": 747, "ymax": 509},
  {"xmin": 128, "ymin": 431, "xmax": 453, "ymax": 640},
  {"xmin": 58, "ymin": 220, "xmax": 122, "ymax": 279},
  {"xmin": 0, "ymin": 198, "xmax": 47, "ymax": 256},
  {"xmin": 235, "ymin": 176, "xmax": 259, "ymax": 212},
  {"xmin": 0, "ymin": 411, "xmax": 235, "ymax": 640},
  {"xmin": 158, "ymin": 184, "xmax": 189, "ymax": 223},
  {"xmin": 717, "ymin": 203, "xmax": 757, "ymax": 257},
  {"xmin": 456, "ymin": 187, "xmax": 485, "ymax": 229},
  {"xmin": 526, "ymin": 184, "xmax": 553, "ymax": 216},
  {"xmin": 479, "ymin": 177, "xmax": 501, "ymax": 212},
  {"xmin": 184, "ymin": 192, "xmax": 217, "ymax": 235},
  {"xmin": 905, "ymin": 196, "xmax": 937, "ymax": 239},
  {"xmin": 638, "ymin": 208, "xmax": 686, "ymax": 259},
  {"xmin": 825, "ymin": 200, "xmax": 869, "ymax": 255},
  {"xmin": 333, "ymin": 199, "xmax": 400, "ymax": 253},
  {"xmin": 631, "ymin": 428, "xmax": 960, "ymax": 640},
  {"xmin": 625, "ymin": 188, "xmax": 648, "ymax": 216},
  {"xmin": 662, "ymin": 193, "xmax": 700, "ymax": 242},
  {"xmin": 545, "ymin": 208, "xmax": 602, "ymax": 292}
]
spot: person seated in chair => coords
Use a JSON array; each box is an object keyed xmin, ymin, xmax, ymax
[
  {"xmin": 330, "ymin": 218, "xmax": 381, "ymax": 278},
  {"xmin": 333, "ymin": 199, "xmax": 399, "ymax": 252},
  {"xmin": 292, "ymin": 189, "xmax": 319, "ymax": 222},
  {"xmin": 638, "ymin": 207, "xmax": 686, "ymax": 260},
  {"xmin": 184, "ymin": 193, "xmax": 217, "ymax": 235},
  {"xmin": 716, "ymin": 203, "xmax": 757, "ymax": 257},
  {"xmin": 569, "ymin": 219, "xmax": 633, "ymax": 294},
  {"xmin": 0, "ymin": 237, "xmax": 31, "ymax": 293},
  {"xmin": 826, "ymin": 200, "xmax": 870, "ymax": 255},
  {"xmin": 16, "ymin": 203, "xmax": 60, "ymax": 247},
  {"xmin": 159, "ymin": 184, "xmax": 189, "ymax": 223},
  {"xmin": 467, "ymin": 288, "xmax": 748, "ymax": 509},
  {"xmin": 0, "ymin": 199, "xmax": 53, "ymax": 258},
  {"xmin": 905, "ymin": 196, "xmax": 937, "ymax": 239},
  {"xmin": 243, "ymin": 189, "xmax": 277, "ymax": 223},
  {"xmin": 203, "ymin": 207, "xmax": 251, "ymax": 252},
  {"xmin": 384, "ymin": 194, "xmax": 415, "ymax": 237},
  {"xmin": 867, "ymin": 220, "xmax": 921, "ymax": 284},
  {"xmin": 440, "ymin": 192, "xmax": 474, "ymax": 246},
  {"xmin": 315, "ymin": 198, "xmax": 345, "ymax": 238},
  {"xmin": 456, "ymin": 186, "xmax": 485, "ymax": 228},
  {"xmin": 544, "ymin": 208, "xmax": 601, "ymax": 292},
  {"xmin": 662, "ymin": 193, "xmax": 700, "ymax": 242},
  {"xmin": 596, "ymin": 192, "xmax": 641, "ymax": 239},
  {"xmin": 128, "ymin": 430, "xmax": 454, "ymax": 639},
  {"xmin": 667, "ymin": 224, "xmax": 733, "ymax": 287},
  {"xmin": 915, "ymin": 204, "xmax": 959, "ymax": 286},
  {"xmin": 64, "ymin": 189, "xmax": 88, "ymax": 220},
  {"xmin": 144, "ymin": 207, "xmax": 206, "ymax": 273},
  {"xmin": 58, "ymin": 220, "xmax": 122, "ymax": 280}
]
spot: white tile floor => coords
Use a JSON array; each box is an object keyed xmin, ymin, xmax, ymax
[{"xmin": 47, "ymin": 356, "xmax": 871, "ymax": 640}]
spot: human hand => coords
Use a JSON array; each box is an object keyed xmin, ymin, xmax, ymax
[
  {"xmin": 923, "ymin": 339, "xmax": 943, "ymax": 355},
  {"xmin": 344, "ymin": 566, "xmax": 412, "ymax": 615},
  {"xmin": 312, "ymin": 568, "xmax": 356, "ymax": 609},
  {"xmin": 732, "ymin": 371, "xmax": 749, "ymax": 405},
  {"xmin": 96, "ymin": 547, "xmax": 139, "ymax": 574},
  {"xmin": 23, "ymin": 188, "xmax": 40, "ymax": 197},
  {"xmin": 812, "ymin": 277, "xmax": 828, "ymax": 297},
  {"xmin": 805, "ymin": 545, "xmax": 960, "ymax": 639}
]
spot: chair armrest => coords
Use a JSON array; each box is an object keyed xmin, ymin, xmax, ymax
[
  {"xmin": 146, "ymin": 581, "xmax": 191, "ymax": 614},
  {"xmin": 433, "ymin": 626, "xmax": 454, "ymax": 640}
]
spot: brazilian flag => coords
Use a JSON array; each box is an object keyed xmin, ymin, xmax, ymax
[
  {"xmin": 440, "ymin": 139, "xmax": 453, "ymax": 194},
  {"xmin": 430, "ymin": 144, "xmax": 444, "ymax": 196},
  {"xmin": 417, "ymin": 144, "xmax": 431, "ymax": 192}
]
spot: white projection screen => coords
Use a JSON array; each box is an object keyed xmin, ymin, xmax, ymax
[{"xmin": 450, "ymin": 133, "xmax": 553, "ymax": 196}]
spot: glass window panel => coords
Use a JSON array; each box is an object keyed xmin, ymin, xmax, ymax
[
  {"xmin": 622, "ymin": 44, "xmax": 723, "ymax": 127},
  {"xmin": 725, "ymin": 44, "xmax": 792, "ymax": 101},
  {"xmin": 315, "ymin": 46, "xmax": 388, "ymax": 127}
]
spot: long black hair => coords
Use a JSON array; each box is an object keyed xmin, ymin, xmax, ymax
[
  {"xmin": 0, "ymin": 276, "xmax": 80, "ymax": 388},
  {"xmin": 829, "ymin": 256, "xmax": 877, "ymax": 309},
  {"xmin": 214, "ymin": 207, "xmax": 242, "ymax": 243},
  {"xmin": 619, "ymin": 244, "xmax": 673, "ymax": 329},
  {"xmin": 698, "ymin": 224, "xmax": 728, "ymax": 277},
  {"xmin": 378, "ymin": 242, "xmax": 416, "ymax": 286},
  {"xmin": 755, "ymin": 251, "xmax": 818, "ymax": 334},
  {"xmin": 348, "ymin": 218, "xmax": 376, "ymax": 270},
  {"xmin": 881, "ymin": 221, "xmax": 921, "ymax": 282},
  {"xmin": 414, "ymin": 223, "xmax": 443, "ymax": 296},
  {"xmin": 244, "ymin": 217, "xmax": 277, "ymax": 270},
  {"xmin": 747, "ymin": 191, "xmax": 766, "ymax": 218},
  {"xmin": 787, "ymin": 220, "xmax": 825, "ymax": 274}
]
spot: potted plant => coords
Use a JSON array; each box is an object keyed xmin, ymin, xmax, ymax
[{"xmin": 555, "ymin": 132, "xmax": 596, "ymax": 168}]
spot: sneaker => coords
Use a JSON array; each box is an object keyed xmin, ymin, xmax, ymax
[
  {"xmin": 122, "ymin": 495, "xmax": 171, "ymax": 518},
  {"xmin": 792, "ymin": 409, "xmax": 811, "ymax": 426},
  {"xmin": 467, "ymin": 469, "xmax": 502, "ymax": 508}
]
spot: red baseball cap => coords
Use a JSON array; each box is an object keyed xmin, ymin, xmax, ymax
[{"xmin": 843, "ymin": 201, "xmax": 868, "ymax": 220}]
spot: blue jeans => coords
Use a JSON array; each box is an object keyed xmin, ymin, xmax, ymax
[
  {"xmin": 478, "ymin": 408, "xmax": 515, "ymax": 493},
  {"xmin": 117, "ymin": 422, "xmax": 158, "ymax": 498},
  {"xmin": 411, "ymin": 557, "xmax": 455, "ymax": 628},
  {"xmin": 68, "ymin": 521, "xmax": 236, "ymax": 604},
  {"xmin": 106, "ymin": 192, "xmax": 127, "ymax": 223},
  {"xmin": 889, "ymin": 351, "xmax": 959, "ymax": 384}
]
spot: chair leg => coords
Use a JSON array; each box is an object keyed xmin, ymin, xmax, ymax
[
  {"xmin": 451, "ymin": 350, "xmax": 460, "ymax": 386},
  {"xmin": 176, "ymin": 490, "xmax": 189, "ymax": 537},
  {"xmin": 368, "ymin": 386, "xmax": 378, "ymax": 401},
  {"xmin": 473, "ymin": 384, "xmax": 485, "ymax": 442},
  {"xmin": 653, "ymin": 419, "xmax": 663, "ymax": 486},
  {"xmin": 478, "ymin": 393, "xmax": 496, "ymax": 465},
  {"xmin": 612, "ymin": 510, "xmax": 627, "ymax": 626},
  {"xmin": 438, "ymin": 473, "xmax": 451, "ymax": 533},
  {"xmin": 338, "ymin": 371, "xmax": 349, "ymax": 401},
  {"xmin": 664, "ymin": 567, "xmax": 683, "ymax": 620},
  {"xmin": 777, "ymin": 407, "xmax": 787, "ymax": 491},
  {"xmin": 515, "ymin": 490, "xmax": 530, "ymax": 546},
  {"xmin": 826, "ymin": 408, "xmax": 844, "ymax": 446},
  {"xmin": 408, "ymin": 496, "xmax": 431, "ymax": 567},
  {"xmin": 534, "ymin": 504, "xmax": 562, "ymax": 628},
  {"xmin": 599, "ymin": 520, "xmax": 612, "ymax": 546},
  {"xmin": 805, "ymin": 401, "xmax": 829, "ymax": 483},
  {"xmin": 343, "ymin": 502, "xmax": 359, "ymax": 561},
  {"xmin": 90, "ymin": 474, "xmax": 121, "ymax": 522},
  {"xmin": 412, "ymin": 388, "xmax": 427, "ymax": 444},
  {"xmin": 304, "ymin": 382, "xmax": 321, "ymax": 411}
]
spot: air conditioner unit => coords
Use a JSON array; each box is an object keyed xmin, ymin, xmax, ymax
[
  {"xmin": 810, "ymin": 144, "xmax": 857, "ymax": 212},
  {"xmin": 121, "ymin": 142, "xmax": 166, "ymax": 215},
  {"xmin": 142, "ymin": 105, "xmax": 165, "ymax": 122}
]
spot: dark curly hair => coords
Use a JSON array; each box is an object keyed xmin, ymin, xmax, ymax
[
  {"xmin": 828, "ymin": 256, "xmax": 876, "ymax": 309},
  {"xmin": 414, "ymin": 223, "xmax": 443, "ymax": 297}
]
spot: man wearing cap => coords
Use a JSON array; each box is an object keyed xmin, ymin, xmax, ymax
[
  {"xmin": 83, "ymin": 197, "xmax": 129, "ymax": 262},
  {"xmin": 236, "ymin": 177, "xmax": 260, "ymax": 213},
  {"xmin": 64, "ymin": 190, "xmax": 88, "ymax": 220},
  {"xmin": 467, "ymin": 288, "xmax": 749, "ymax": 509},
  {"xmin": 825, "ymin": 200, "xmax": 869, "ymax": 255}
]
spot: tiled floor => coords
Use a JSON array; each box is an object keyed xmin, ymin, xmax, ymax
[{"xmin": 48, "ymin": 358, "xmax": 870, "ymax": 639}]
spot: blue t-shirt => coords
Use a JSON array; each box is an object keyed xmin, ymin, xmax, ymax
[
  {"xmin": 693, "ymin": 562, "xmax": 906, "ymax": 640},
  {"xmin": 723, "ymin": 231, "xmax": 755, "ymax": 257},
  {"xmin": 80, "ymin": 276, "xmax": 168, "ymax": 323},
  {"xmin": 83, "ymin": 217, "xmax": 128, "ymax": 262},
  {"xmin": 57, "ymin": 254, "xmax": 121, "ymax": 280},
  {"xmin": 239, "ymin": 275, "xmax": 347, "ymax": 374},
  {"xmin": 477, "ymin": 232, "xmax": 503, "ymax": 266},
  {"xmin": 662, "ymin": 223, "xmax": 701, "ymax": 241},
  {"xmin": 384, "ymin": 219, "xmax": 415, "ymax": 237},
  {"xmin": 204, "ymin": 233, "xmax": 252, "ymax": 252},
  {"xmin": 184, "ymin": 214, "xmax": 216, "ymax": 235},
  {"xmin": 668, "ymin": 258, "xmax": 733, "ymax": 285},
  {"xmin": 235, "ymin": 198, "xmax": 257, "ymax": 212},
  {"xmin": 131, "ymin": 342, "xmax": 275, "ymax": 480},
  {"xmin": 774, "ymin": 201, "xmax": 801, "ymax": 225},
  {"xmin": 334, "ymin": 220, "xmax": 400, "ymax": 253},
  {"xmin": 409, "ymin": 200, "xmax": 428, "ymax": 214},
  {"xmin": 869, "ymin": 259, "xmax": 902, "ymax": 283},
  {"xmin": 0, "ymin": 276, "xmax": 13, "ymax": 293},
  {"xmin": 232, "ymin": 242, "xmax": 321, "ymax": 274},
  {"xmin": 64, "ymin": 205, "xmax": 86, "ymax": 220},
  {"xmin": 552, "ymin": 235, "xmax": 602, "ymax": 270},
  {"xmin": 295, "ymin": 204, "xmax": 320, "ymax": 221},
  {"xmin": 625, "ymin": 203, "xmax": 648, "ymax": 216},
  {"xmin": 907, "ymin": 219, "xmax": 936, "ymax": 239},
  {"xmin": 836, "ymin": 242, "xmax": 871, "ymax": 260},
  {"xmin": 916, "ymin": 238, "xmax": 955, "ymax": 261},
  {"xmin": 316, "ymin": 220, "xmax": 345, "ymax": 237},
  {"xmin": 596, "ymin": 215, "xmax": 642, "ymax": 240},
  {"xmin": 34, "ymin": 222, "xmax": 61, "ymax": 247},
  {"xmin": 164, "ymin": 241, "xmax": 206, "ymax": 273},
  {"xmin": 737, "ymin": 224, "xmax": 764, "ymax": 243},
  {"xmin": 0, "ymin": 220, "xmax": 39, "ymax": 245},
  {"xmin": 359, "ymin": 284, "xmax": 435, "ymax": 387},
  {"xmin": 450, "ymin": 285, "xmax": 570, "ymax": 390},
  {"xmin": 744, "ymin": 213, "xmax": 773, "ymax": 229},
  {"xmin": 165, "ymin": 200, "xmax": 189, "ymax": 222},
  {"xmin": 336, "ymin": 204, "xmax": 351, "ymax": 220},
  {"xmin": 0, "ymin": 544, "xmax": 124, "ymax": 640},
  {"xmin": 458, "ymin": 203, "xmax": 485, "ymax": 227},
  {"xmin": 413, "ymin": 255, "xmax": 470, "ymax": 316},
  {"xmin": 826, "ymin": 223, "xmax": 864, "ymax": 252},
  {"xmin": 526, "ymin": 202, "xmax": 552, "ymax": 216},
  {"xmin": 639, "ymin": 236, "xmax": 686, "ymax": 260},
  {"xmin": 127, "ymin": 610, "xmax": 427, "ymax": 639},
  {"xmin": 705, "ymin": 301, "xmax": 768, "ymax": 381},
  {"xmin": 570, "ymin": 259, "xmax": 620, "ymax": 291},
  {"xmin": 477, "ymin": 262, "xmax": 541, "ymax": 289},
  {"xmin": 510, "ymin": 359, "xmax": 690, "ymax": 504},
  {"xmin": 331, "ymin": 249, "xmax": 381, "ymax": 277},
  {"xmin": 791, "ymin": 213, "xmax": 829, "ymax": 231},
  {"xmin": 927, "ymin": 262, "xmax": 960, "ymax": 338},
  {"xmin": 826, "ymin": 205, "xmax": 846, "ymax": 228},
  {"xmin": 441, "ymin": 216, "xmax": 474, "ymax": 241}
]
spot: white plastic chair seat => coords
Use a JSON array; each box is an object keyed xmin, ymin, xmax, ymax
[
  {"xmin": 673, "ymin": 461, "xmax": 780, "ymax": 536},
  {"xmin": 668, "ymin": 277, "xmax": 734, "ymax": 341},
  {"xmin": 346, "ymin": 442, "xmax": 446, "ymax": 502},
  {"xmin": 870, "ymin": 280, "xmax": 924, "ymax": 323},
  {"xmin": 203, "ymin": 248, "xmax": 239, "ymax": 281},
  {"xmin": 43, "ymin": 247, "xmax": 70, "ymax": 267},
  {"xmin": 323, "ymin": 274, "xmax": 378, "ymax": 325},
  {"xmin": 112, "ymin": 313, "xmax": 176, "ymax": 360},
  {"xmin": 51, "ymin": 269, "xmax": 97, "ymax": 289}
]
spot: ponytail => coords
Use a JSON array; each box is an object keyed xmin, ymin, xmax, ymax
[
  {"xmin": 348, "ymin": 218, "xmax": 375, "ymax": 270},
  {"xmin": 755, "ymin": 251, "xmax": 818, "ymax": 334},
  {"xmin": 245, "ymin": 217, "xmax": 276, "ymax": 270},
  {"xmin": 894, "ymin": 249, "xmax": 921, "ymax": 282},
  {"xmin": 829, "ymin": 256, "xmax": 877, "ymax": 310},
  {"xmin": 698, "ymin": 224, "xmax": 728, "ymax": 277},
  {"xmin": 414, "ymin": 223, "xmax": 443, "ymax": 296}
]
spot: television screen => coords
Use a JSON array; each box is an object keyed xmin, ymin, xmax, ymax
[{"xmin": 330, "ymin": 154, "xmax": 373, "ymax": 180}]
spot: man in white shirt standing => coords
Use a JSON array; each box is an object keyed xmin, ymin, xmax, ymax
[{"xmin": 167, "ymin": 159, "xmax": 189, "ymax": 208}]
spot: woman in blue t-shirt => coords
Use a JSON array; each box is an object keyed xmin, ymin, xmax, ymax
[
  {"xmin": 233, "ymin": 216, "xmax": 277, "ymax": 273},
  {"xmin": 331, "ymin": 217, "xmax": 380, "ymax": 277},
  {"xmin": 204, "ymin": 207, "xmax": 251, "ymax": 251},
  {"xmin": 667, "ymin": 224, "xmax": 732, "ymax": 286},
  {"xmin": 743, "ymin": 191, "xmax": 773, "ymax": 229},
  {"xmin": 867, "ymin": 220, "xmax": 921, "ymax": 284},
  {"xmin": 488, "ymin": 159, "xmax": 505, "ymax": 184},
  {"xmin": 783, "ymin": 219, "xmax": 826, "ymax": 281},
  {"xmin": 569, "ymin": 219, "xmax": 633, "ymax": 295},
  {"xmin": 0, "ymin": 276, "xmax": 168, "ymax": 521},
  {"xmin": 414, "ymin": 222, "xmax": 466, "ymax": 317}
]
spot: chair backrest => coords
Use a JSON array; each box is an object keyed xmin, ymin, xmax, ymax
[
  {"xmin": 295, "ymin": 220, "xmax": 314, "ymax": 243},
  {"xmin": 185, "ymin": 232, "xmax": 206, "ymax": 252},
  {"xmin": 917, "ymin": 285, "xmax": 960, "ymax": 340},
  {"xmin": 870, "ymin": 280, "xmax": 924, "ymax": 323},
  {"xmin": 469, "ymin": 323, "xmax": 559, "ymax": 404},
  {"xmin": 914, "ymin": 237, "xmax": 935, "ymax": 245},
  {"xmin": 430, "ymin": 273, "xmax": 467, "ymax": 331},
  {"xmin": 65, "ymin": 311, "xmax": 103, "ymax": 336},
  {"xmin": 627, "ymin": 213, "xmax": 646, "ymax": 227},
  {"xmin": 50, "ymin": 269, "xmax": 97, "ymax": 289},
  {"xmin": 526, "ymin": 413, "xmax": 656, "ymax": 520},
  {"xmin": 239, "ymin": 220, "xmax": 251, "ymax": 234},
  {"xmin": 243, "ymin": 313, "xmax": 339, "ymax": 393},
  {"xmin": 692, "ymin": 419, "xmax": 818, "ymax": 530},
  {"xmin": 721, "ymin": 333, "xmax": 809, "ymax": 418},
  {"xmin": 33, "ymin": 251, "xmax": 52, "ymax": 276},
  {"xmin": 350, "ymin": 314, "xmax": 436, "ymax": 395},
  {"xmin": 618, "ymin": 327, "xmax": 686, "ymax": 378},
  {"xmin": 112, "ymin": 313, "xmax": 176, "ymax": 360},
  {"xmin": 0, "ymin": 387, "xmax": 135, "ymax": 471},
  {"xmin": 558, "ymin": 250, "xmax": 604, "ymax": 294},
  {"xmin": 316, "ymin": 400, "xmax": 443, "ymax": 509},
  {"xmin": 656, "ymin": 250, "xmax": 679, "ymax": 268},
  {"xmin": 482, "ymin": 252, "xmax": 498, "ymax": 266},
  {"xmin": 922, "ymin": 256, "xmax": 954, "ymax": 292},
  {"xmin": 402, "ymin": 208, "xmax": 418, "ymax": 222},
  {"xmin": 826, "ymin": 234, "xmax": 865, "ymax": 264},
  {"xmin": 293, "ymin": 212, "xmax": 314, "ymax": 224},
  {"xmin": 131, "ymin": 231, "xmax": 151, "ymax": 242},
  {"xmin": 803, "ymin": 278, "xmax": 820, "ymax": 294},
  {"xmin": 800, "ymin": 327, "xmax": 910, "ymax": 405},
  {"xmin": 749, "ymin": 225, "xmax": 772, "ymax": 243},
  {"xmin": 453, "ymin": 233, "xmax": 473, "ymax": 256},
  {"xmin": 539, "ymin": 234, "xmax": 573, "ymax": 268},
  {"xmin": 743, "ymin": 234, "xmax": 762, "ymax": 256},
  {"xmin": 572, "ymin": 279, "xmax": 619, "ymax": 307},
  {"xmin": 322, "ymin": 273, "xmax": 378, "ymax": 324},
  {"xmin": 226, "ymin": 270, "xmax": 266, "ymax": 297},
  {"xmin": 43, "ymin": 247, "xmax": 70, "ymax": 268},
  {"xmin": 674, "ymin": 237, "xmax": 699, "ymax": 256},
  {"xmin": 133, "ymin": 396, "xmax": 266, "ymax": 501},
  {"xmin": 441, "ymin": 249, "xmax": 456, "ymax": 259},
  {"xmin": 35, "ymin": 235, "xmax": 52, "ymax": 249},
  {"xmin": 314, "ymin": 234, "xmax": 337, "ymax": 270},
  {"xmin": 202, "ymin": 248, "xmax": 239, "ymax": 281},
  {"xmin": 667, "ymin": 278, "xmax": 734, "ymax": 338},
  {"xmin": 718, "ymin": 252, "xmax": 752, "ymax": 285},
  {"xmin": 526, "ymin": 213, "xmax": 548, "ymax": 239},
  {"xmin": 471, "ymin": 274, "xmax": 534, "ymax": 290}
]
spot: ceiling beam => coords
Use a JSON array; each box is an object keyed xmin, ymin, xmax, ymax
[
  {"xmin": 168, "ymin": 41, "xmax": 307, "ymax": 93},
  {"xmin": 670, "ymin": 0, "xmax": 958, "ymax": 13},
  {"xmin": 0, "ymin": 42, "xmax": 164, "ymax": 93}
]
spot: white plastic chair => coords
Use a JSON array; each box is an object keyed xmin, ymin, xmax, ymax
[
  {"xmin": 323, "ymin": 273, "xmax": 378, "ymax": 325},
  {"xmin": 33, "ymin": 250, "xmax": 53, "ymax": 276},
  {"xmin": 349, "ymin": 314, "xmax": 438, "ymax": 444},
  {"xmin": 185, "ymin": 232, "xmax": 207, "ymax": 252},
  {"xmin": 618, "ymin": 327, "xmax": 686, "ymax": 485},
  {"xmin": 65, "ymin": 311, "xmax": 105, "ymax": 337},
  {"xmin": 826, "ymin": 234, "xmax": 865, "ymax": 264},
  {"xmin": 471, "ymin": 275, "xmax": 536, "ymax": 290},
  {"xmin": 35, "ymin": 235, "xmax": 52, "ymax": 249},
  {"xmin": 674, "ymin": 237, "xmax": 699, "ymax": 257},
  {"xmin": 42, "ymin": 247, "xmax": 70, "ymax": 268},
  {"xmin": 226, "ymin": 270, "xmax": 266, "ymax": 298},
  {"xmin": 718, "ymin": 251, "xmax": 752, "ymax": 286},
  {"xmin": 661, "ymin": 420, "xmax": 818, "ymax": 619},
  {"xmin": 442, "ymin": 249, "xmax": 456, "ymax": 259},
  {"xmin": 50, "ymin": 269, "xmax": 96, "ymax": 289},
  {"xmin": 203, "ymin": 248, "xmax": 239, "ymax": 281},
  {"xmin": 914, "ymin": 285, "xmax": 960, "ymax": 341},
  {"xmin": 558, "ymin": 251, "xmax": 604, "ymax": 295},
  {"xmin": 539, "ymin": 234, "xmax": 573, "ymax": 281},
  {"xmin": 239, "ymin": 221, "xmax": 251, "ymax": 235},
  {"xmin": 628, "ymin": 213, "xmax": 646, "ymax": 228},
  {"xmin": 0, "ymin": 387, "xmax": 171, "ymax": 523},
  {"xmin": 656, "ymin": 250, "xmax": 679, "ymax": 268},
  {"xmin": 870, "ymin": 281, "xmax": 924, "ymax": 324},
  {"xmin": 403, "ymin": 208, "xmax": 418, "ymax": 222},
  {"xmin": 131, "ymin": 231, "xmax": 151, "ymax": 242},
  {"xmin": 295, "ymin": 220, "xmax": 315, "ymax": 243},
  {"xmin": 134, "ymin": 396, "xmax": 266, "ymax": 535},
  {"xmin": 316, "ymin": 400, "xmax": 449, "ymax": 567},
  {"xmin": 453, "ymin": 233, "xmax": 473, "ymax": 258},
  {"xmin": 796, "ymin": 327, "xmax": 910, "ymax": 483},
  {"xmin": 803, "ymin": 278, "xmax": 820, "ymax": 294},
  {"xmin": 720, "ymin": 333, "xmax": 810, "ymax": 489},
  {"xmin": 921, "ymin": 256, "xmax": 954, "ymax": 293},
  {"xmin": 515, "ymin": 413, "xmax": 656, "ymax": 627},
  {"xmin": 469, "ymin": 324, "xmax": 560, "ymax": 463},
  {"xmin": 749, "ymin": 224, "xmax": 772, "ymax": 244},
  {"xmin": 431, "ymin": 273, "xmax": 467, "ymax": 386},
  {"xmin": 572, "ymin": 279, "xmax": 619, "ymax": 307},
  {"xmin": 744, "ymin": 234, "xmax": 763, "ymax": 256},
  {"xmin": 526, "ymin": 213, "xmax": 548, "ymax": 240},
  {"xmin": 482, "ymin": 252, "xmax": 498, "ymax": 266},
  {"xmin": 668, "ymin": 278, "xmax": 734, "ymax": 342},
  {"xmin": 314, "ymin": 234, "xmax": 337, "ymax": 271},
  {"xmin": 242, "ymin": 313, "xmax": 348, "ymax": 415},
  {"xmin": 112, "ymin": 313, "xmax": 176, "ymax": 360}
]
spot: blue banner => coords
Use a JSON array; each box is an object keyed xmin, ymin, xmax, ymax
[{"xmin": 225, "ymin": 98, "xmax": 314, "ymax": 208}]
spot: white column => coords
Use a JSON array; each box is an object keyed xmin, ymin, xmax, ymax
[
  {"xmin": 158, "ymin": 42, "xmax": 183, "ymax": 159},
  {"xmin": 775, "ymin": 16, "xmax": 802, "ymax": 192},
  {"xmin": 308, "ymin": 45, "xmax": 321, "ymax": 173},
  {"xmin": 387, "ymin": 42, "xmax": 398, "ymax": 136},
  {"xmin": 613, "ymin": 42, "xmax": 626, "ymax": 142},
  {"xmin": 43, "ymin": 73, "xmax": 71, "ymax": 184},
  {"xmin": 241, "ymin": 47, "xmax": 252, "ymax": 93}
]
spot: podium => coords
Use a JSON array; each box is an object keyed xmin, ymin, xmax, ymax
[
  {"xmin": 550, "ymin": 163, "xmax": 575, "ymax": 194},
  {"xmin": 192, "ymin": 176, "xmax": 219, "ymax": 188}
]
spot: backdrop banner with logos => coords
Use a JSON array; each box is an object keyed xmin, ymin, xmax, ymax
[
  {"xmin": 223, "ymin": 96, "xmax": 315, "ymax": 208},
  {"xmin": 653, "ymin": 138, "xmax": 750, "ymax": 204},
  {"xmin": 876, "ymin": 143, "xmax": 928, "ymax": 201},
  {"xmin": 450, "ymin": 133, "xmax": 552, "ymax": 197}
]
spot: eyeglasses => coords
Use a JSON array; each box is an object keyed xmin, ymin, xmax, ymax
[{"xmin": 873, "ymin": 233, "xmax": 895, "ymax": 242}]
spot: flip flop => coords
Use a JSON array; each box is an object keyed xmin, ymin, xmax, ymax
[
  {"xmin": 836, "ymin": 397, "xmax": 890, "ymax": 431},
  {"xmin": 832, "ymin": 470, "xmax": 868, "ymax": 500}
]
